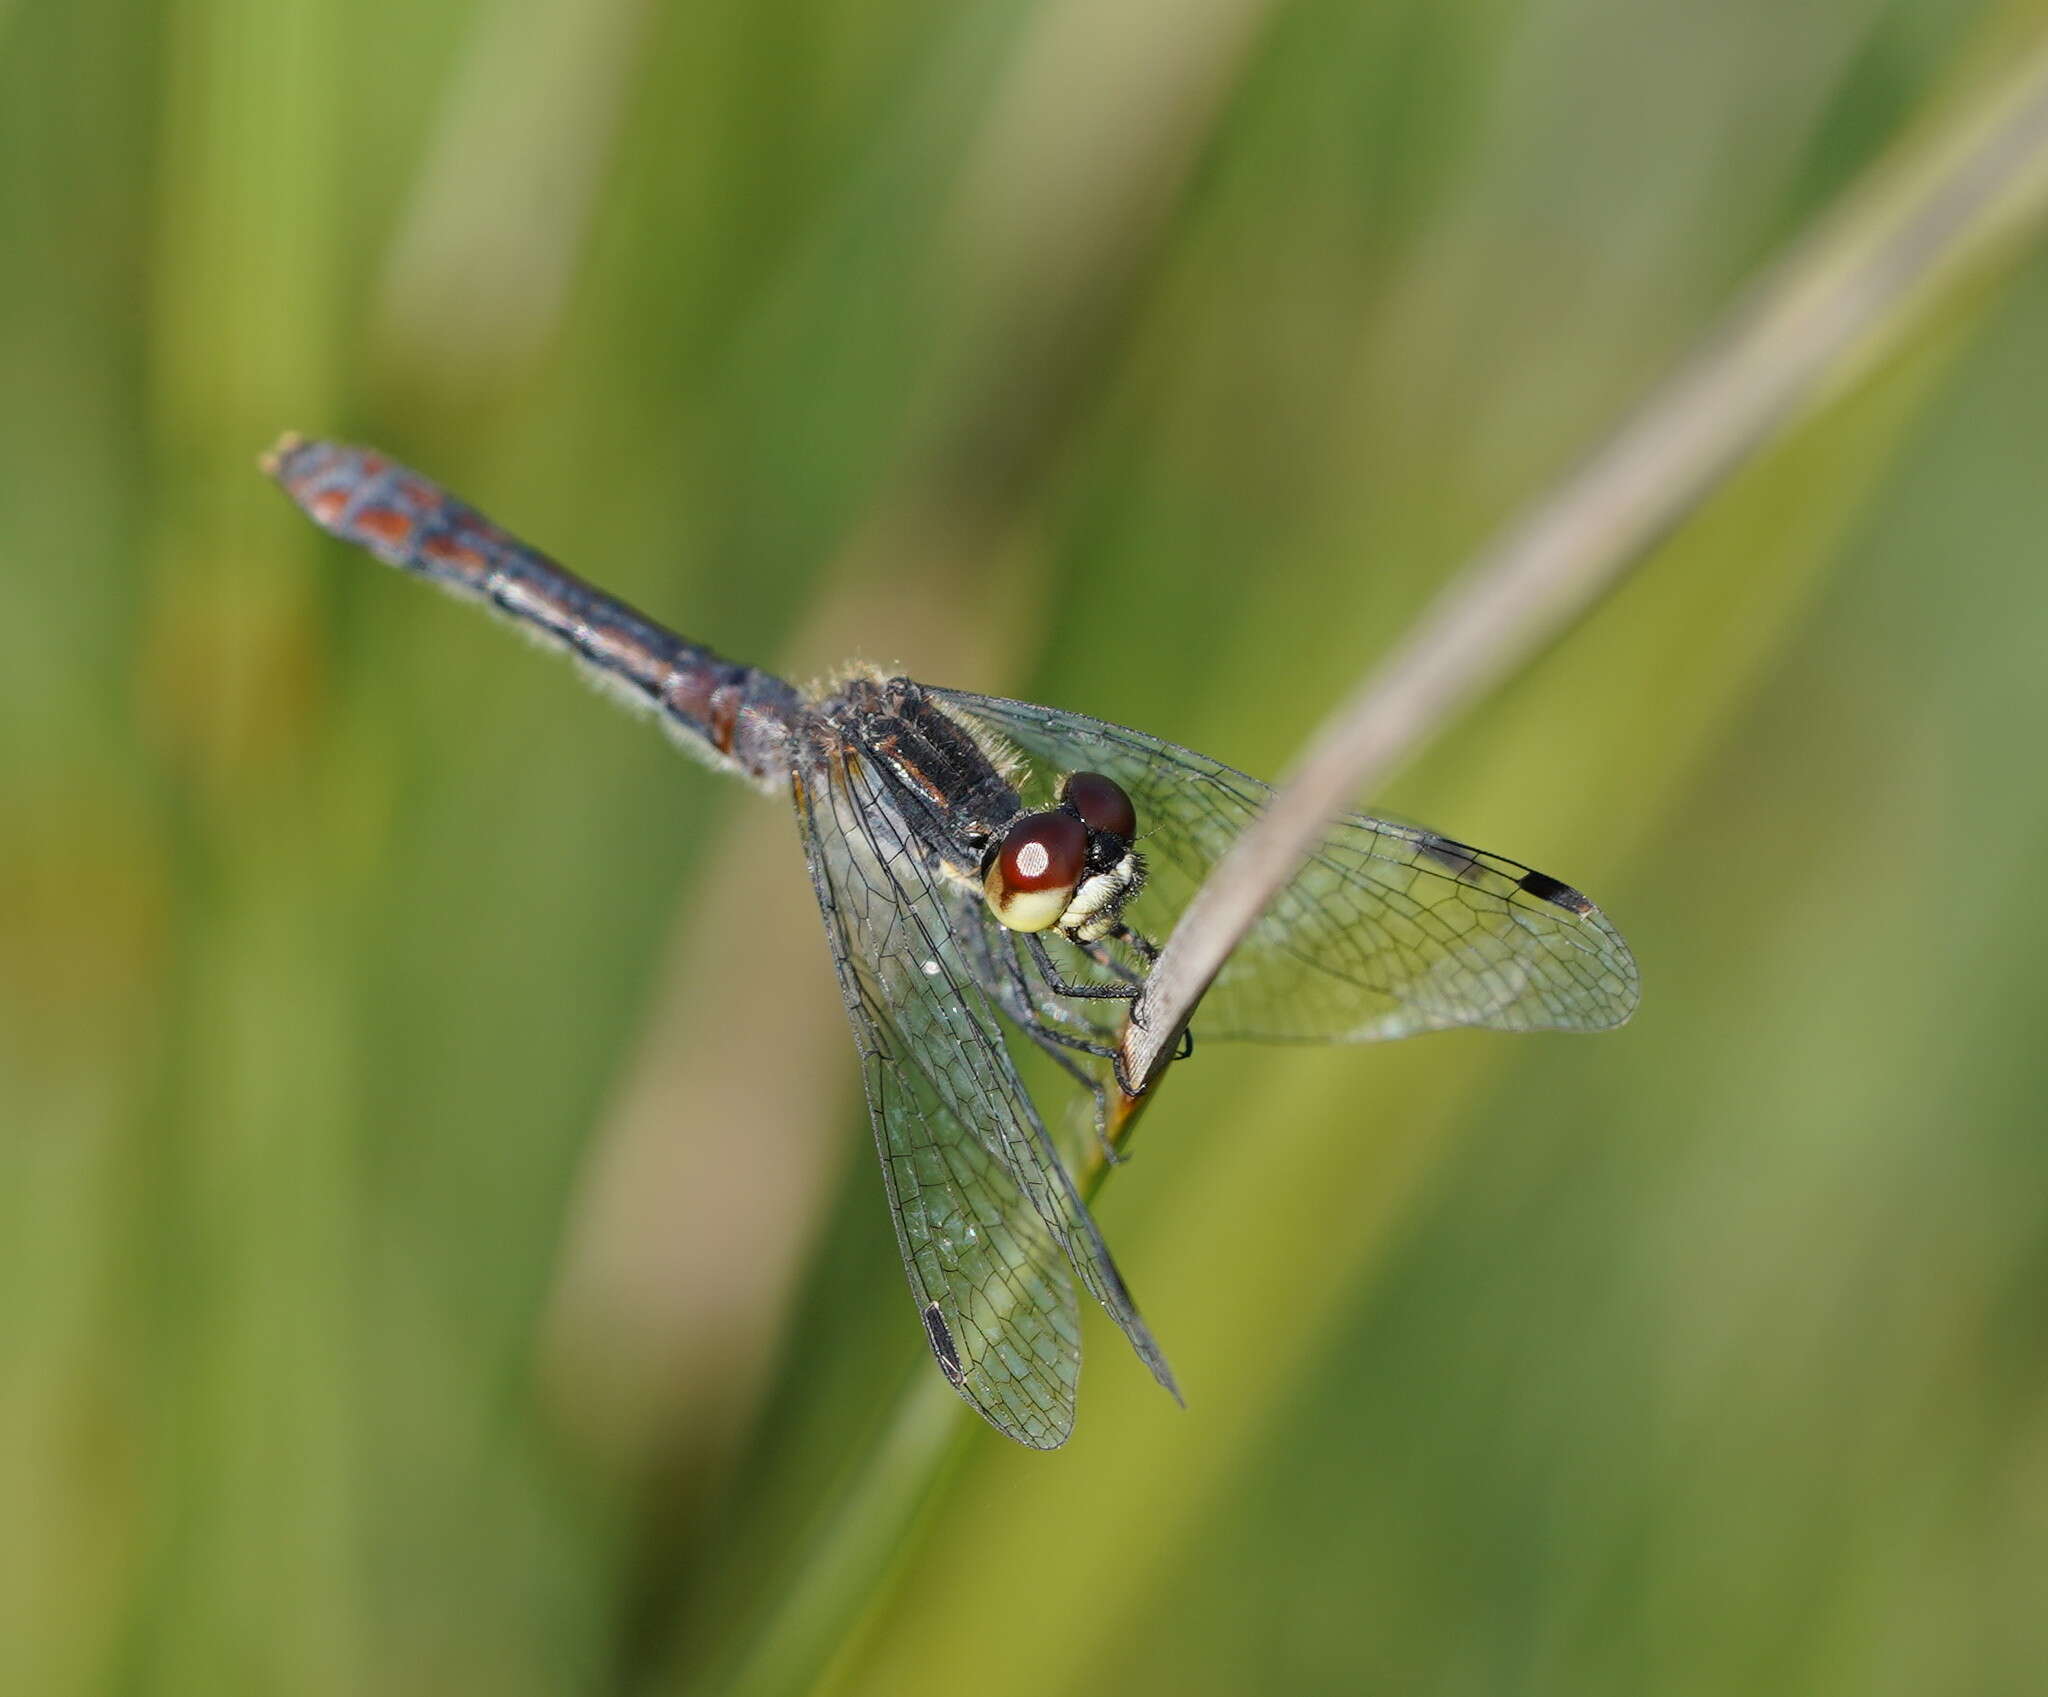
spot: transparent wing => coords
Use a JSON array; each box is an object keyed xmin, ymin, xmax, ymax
[
  {"xmin": 932, "ymin": 689, "xmax": 1640, "ymax": 1043},
  {"xmin": 793, "ymin": 733, "xmax": 1175, "ymax": 1448}
]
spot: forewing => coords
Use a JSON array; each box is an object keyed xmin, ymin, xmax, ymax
[
  {"xmin": 793, "ymin": 733, "xmax": 1174, "ymax": 1447},
  {"xmin": 933, "ymin": 690, "xmax": 1639, "ymax": 1042}
]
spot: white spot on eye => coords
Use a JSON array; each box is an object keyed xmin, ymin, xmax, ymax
[
  {"xmin": 1016, "ymin": 841, "xmax": 1050, "ymax": 879},
  {"xmin": 922, "ymin": 959, "xmax": 941, "ymax": 976}
]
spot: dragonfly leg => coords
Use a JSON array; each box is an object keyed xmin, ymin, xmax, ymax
[
  {"xmin": 1022, "ymin": 1023, "xmax": 1124, "ymax": 1165},
  {"xmin": 1076, "ymin": 936, "xmax": 1144, "ymax": 988},
  {"xmin": 1026, "ymin": 934, "xmax": 1140, "ymax": 1002},
  {"xmin": 991, "ymin": 933, "xmax": 1118, "ymax": 1042},
  {"xmin": 1112, "ymin": 923, "xmax": 1161, "ymax": 964},
  {"xmin": 1028, "ymin": 934, "xmax": 1194, "ymax": 1096},
  {"xmin": 985, "ymin": 939, "xmax": 1124, "ymax": 1163},
  {"xmin": 1027, "ymin": 937, "xmax": 1158, "ymax": 1103},
  {"xmin": 1090, "ymin": 928, "xmax": 1194, "ymax": 1063}
]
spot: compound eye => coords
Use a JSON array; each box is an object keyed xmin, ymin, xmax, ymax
[
  {"xmin": 984, "ymin": 810, "xmax": 1086, "ymax": 932},
  {"xmin": 1062, "ymin": 771, "xmax": 1137, "ymax": 842}
]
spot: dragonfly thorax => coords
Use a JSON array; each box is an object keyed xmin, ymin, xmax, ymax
[{"xmin": 981, "ymin": 771, "xmax": 1146, "ymax": 943}]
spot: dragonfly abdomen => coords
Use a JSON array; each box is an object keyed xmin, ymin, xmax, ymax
[{"xmin": 263, "ymin": 435, "xmax": 800, "ymax": 789}]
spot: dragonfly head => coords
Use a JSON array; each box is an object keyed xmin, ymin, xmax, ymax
[{"xmin": 982, "ymin": 771, "xmax": 1146, "ymax": 943}]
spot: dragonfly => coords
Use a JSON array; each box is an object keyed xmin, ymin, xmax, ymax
[{"xmin": 262, "ymin": 434, "xmax": 1639, "ymax": 1450}]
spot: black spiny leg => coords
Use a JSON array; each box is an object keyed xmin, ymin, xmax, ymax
[
  {"xmin": 1114, "ymin": 923, "xmax": 1160, "ymax": 964},
  {"xmin": 1091, "ymin": 926, "xmax": 1195, "ymax": 1063},
  {"xmin": 1017, "ymin": 1022, "xmax": 1121, "ymax": 1162},
  {"xmin": 987, "ymin": 935, "xmax": 1124, "ymax": 1163},
  {"xmin": 1022, "ymin": 931, "xmax": 1194, "ymax": 1101},
  {"xmin": 1025, "ymin": 933, "xmax": 1141, "ymax": 1003},
  {"xmin": 1026, "ymin": 933, "xmax": 1164, "ymax": 1098}
]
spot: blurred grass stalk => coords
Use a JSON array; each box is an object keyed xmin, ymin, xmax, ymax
[{"xmin": 694, "ymin": 27, "xmax": 2048, "ymax": 1697}]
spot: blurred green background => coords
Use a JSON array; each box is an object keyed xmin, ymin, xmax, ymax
[{"xmin": 8, "ymin": 0, "xmax": 2048, "ymax": 1692}]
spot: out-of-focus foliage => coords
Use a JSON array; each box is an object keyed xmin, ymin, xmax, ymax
[{"xmin": 4, "ymin": 1, "xmax": 2045, "ymax": 1693}]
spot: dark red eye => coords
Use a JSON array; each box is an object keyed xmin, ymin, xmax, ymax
[
  {"xmin": 983, "ymin": 809, "xmax": 1087, "ymax": 933},
  {"xmin": 1062, "ymin": 771, "xmax": 1136, "ymax": 842},
  {"xmin": 997, "ymin": 809, "xmax": 1087, "ymax": 890}
]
